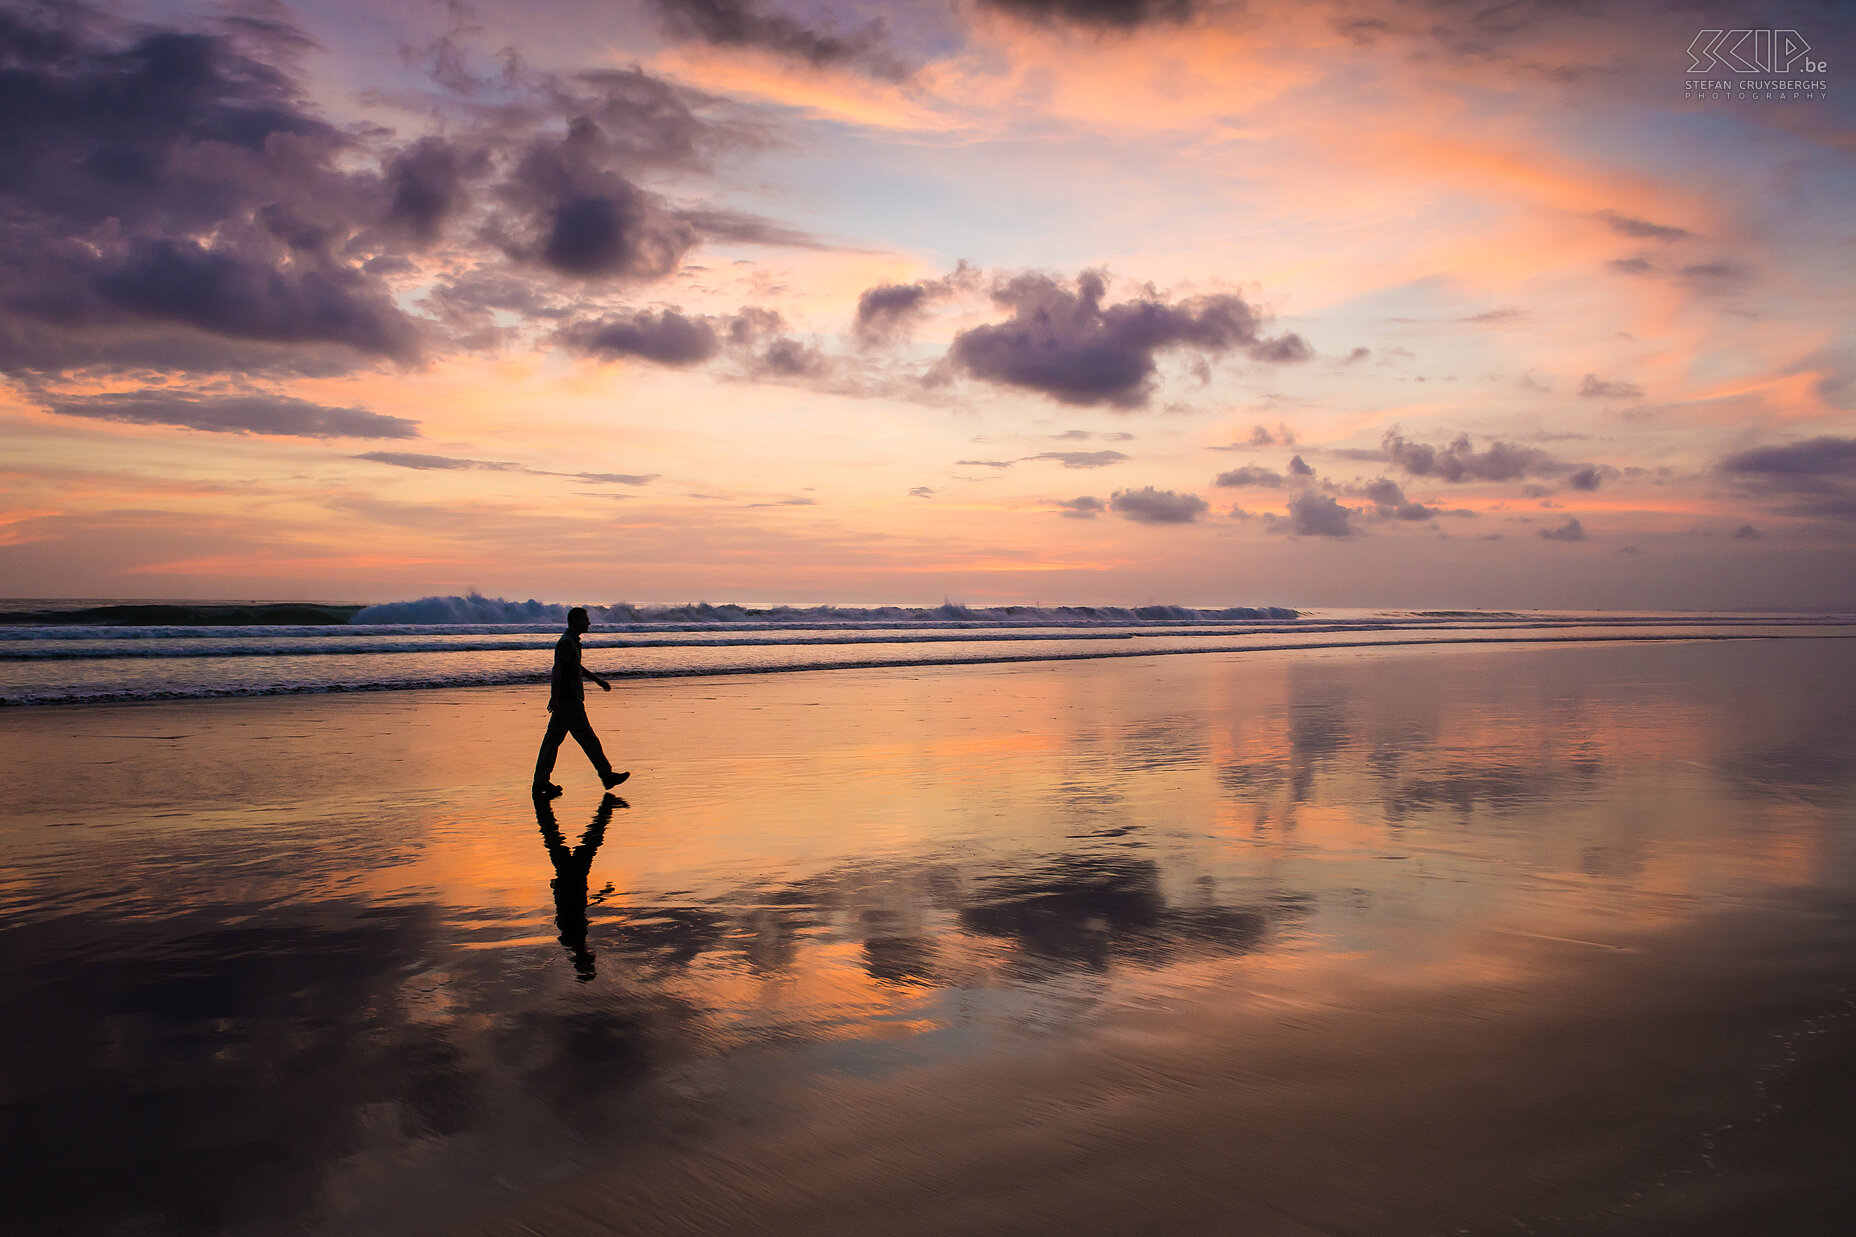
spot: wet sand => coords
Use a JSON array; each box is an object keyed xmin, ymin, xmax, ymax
[{"xmin": 3, "ymin": 640, "xmax": 1854, "ymax": 1235}]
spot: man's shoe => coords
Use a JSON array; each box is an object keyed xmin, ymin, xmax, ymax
[
  {"xmin": 601, "ymin": 771, "xmax": 630, "ymax": 789},
  {"xmin": 531, "ymin": 782, "xmax": 563, "ymax": 799}
]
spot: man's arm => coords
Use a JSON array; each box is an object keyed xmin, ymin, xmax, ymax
[{"xmin": 581, "ymin": 666, "xmax": 612, "ymax": 692}]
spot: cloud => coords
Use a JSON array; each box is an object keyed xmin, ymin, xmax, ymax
[
  {"xmin": 947, "ymin": 271, "xmax": 1308, "ymax": 409},
  {"xmin": 89, "ymin": 240, "xmax": 421, "ymax": 361},
  {"xmin": 1595, "ymin": 210, "xmax": 1691, "ymax": 242},
  {"xmin": 1284, "ymin": 489, "xmax": 1357, "ymax": 538},
  {"xmin": 354, "ymin": 452, "xmax": 511, "ymax": 470},
  {"xmin": 646, "ymin": 0, "xmax": 907, "ymax": 79},
  {"xmin": 498, "ymin": 117, "xmax": 700, "ymax": 281},
  {"xmin": 1382, "ymin": 431, "xmax": 1560, "ymax": 483},
  {"xmin": 560, "ymin": 308, "xmax": 721, "ymax": 366},
  {"xmin": 1214, "ymin": 466, "xmax": 1284, "ymax": 488},
  {"xmin": 1607, "ymin": 258, "xmax": 1655, "ymax": 276},
  {"xmin": 980, "ymin": 0, "xmax": 1200, "ymax": 31},
  {"xmin": 1579, "ymin": 374, "xmax": 1642, "ymax": 399},
  {"xmin": 851, "ymin": 262, "xmax": 977, "ymax": 346},
  {"xmin": 385, "ymin": 137, "xmax": 484, "ymax": 245},
  {"xmin": 1056, "ymin": 495, "xmax": 1104, "ymax": 519},
  {"xmin": 1287, "ymin": 454, "xmax": 1315, "ymax": 477},
  {"xmin": 1679, "ymin": 261, "xmax": 1753, "ymax": 293},
  {"xmin": 1718, "ymin": 435, "xmax": 1856, "ymax": 522},
  {"xmin": 573, "ymin": 472, "xmax": 657, "ymax": 485},
  {"xmin": 1733, "ymin": 523, "xmax": 1762, "ymax": 540},
  {"xmin": 1566, "ymin": 465, "xmax": 1602, "ymax": 491},
  {"xmin": 908, "ymin": 486, "xmax": 934, "ymax": 498},
  {"xmin": 0, "ymin": 9, "xmax": 436, "ymax": 376},
  {"xmin": 44, "ymin": 392, "xmax": 420, "ymax": 439},
  {"xmin": 352, "ymin": 455, "xmax": 657, "ymax": 484},
  {"xmin": 1026, "ymin": 450, "xmax": 1128, "ymax": 469},
  {"xmin": 677, "ymin": 208, "xmax": 828, "ymax": 249},
  {"xmin": 1208, "ymin": 423, "xmax": 1296, "ymax": 451},
  {"xmin": 560, "ymin": 304, "xmax": 817, "ymax": 375},
  {"xmin": 1347, "ymin": 477, "xmax": 1466, "ymax": 522},
  {"xmin": 1538, "ymin": 517, "xmax": 1586, "ymax": 542},
  {"xmin": 1110, "ymin": 486, "xmax": 1208, "ymax": 524}
]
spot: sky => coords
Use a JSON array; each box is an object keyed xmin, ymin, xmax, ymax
[{"xmin": 2, "ymin": 0, "xmax": 1854, "ymax": 610}]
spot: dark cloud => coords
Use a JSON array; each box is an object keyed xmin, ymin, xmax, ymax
[
  {"xmin": 1566, "ymin": 465, "xmax": 1602, "ymax": 491},
  {"xmin": 354, "ymin": 451, "xmax": 510, "ymax": 470},
  {"xmin": 1057, "ymin": 495, "xmax": 1104, "ymax": 519},
  {"xmin": 757, "ymin": 335, "xmax": 826, "ymax": 377},
  {"xmin": 980, "ymin": 0, "xmax": 1200, "ymax": 30},
  {"xmin": 1347, "ymin": 477, "xmax": 1466, "ymax": 522},
  {"xmin": 573, "ymin": 472, "xmax": 657, "ymax": 485},
  {"xmin": 44, "ymin": 392, "xmax": 419, "ymax": 439},
  {"xmin": 1110, "ymin": 486, "xmax": 1207, "ymax": 524},
  {"xmin": 1538, "ymin": 517, "xmax": 1586, "ymax": 542},
  {"xmin": 1595, "ymin": 211, "xmax": 1691, "ymax": 243},
  {"xmin": 1214, "ymin": 465, "xmax": 1284, "ymax": 488},
  {"xmin": 646, "ymin": 0, "xmax": 906, "ymax": 79},
  {"xmin": 385, "ymin": 137, "xmax": 483, "ymax": 244},
  {"xmin": 854, "ymin": 282, "xmax": 932, "ymax": 344},
  {"xmin": 1284, "ymin": 489, "xmax": 1357, "ymax": 538},
  {"xmin": 1382, "ymin": 431, "xmax": 1559, "ymax": 483},
  {"xmin": 1208, "ymin": 423, "xmax": 1295, "ymax": 451},
  {"xmin": 1719, "ymin": 437, "xmax": 1856, "ymax": 479},
  {"xmin": 1342, "ymin": 346, "xmax": 1370, "ymax": 363},
  {"xmin": 87, "ymin": 240, "xmax": 421, "ymax": 360},
  {"xmin": 352, "ymin": 452, "xmax": 662, "ymax": 483},
  {"xmin": 1718, "ymin": 436, "xmax": 1856, "ymax": 522},
  {"xmin": 1027, "ymin": 450, "xmax": 1128, "ymax": 469},
  {"xmin": 560, "ymin": 304, "xmax": 815, "ymax": 374},
  {"xmin": 561, "ymin": 308, "xmax": 720, "ymax": 366},
  {"xmin": 499, "ymin": 117, "xmax": 699, "ymax": 281},
  {"xmin": 677, "ymin": 208, "xmax": 826, "ymax": 249},
  {"xmin": 956, "ymin": 458, "xmax": 1014, "ymax": 469},
  {"xmin": 1287, "ymin": 454, "xmax": 1315, "ymax": 477},
  {"xmin": 1733, "ymin": 523, "xmax": 1762, "ymax": 540},
  {"xmin": 0, "ymin": 8, "xmax": 429, "ymax": 375},
  {"xmin": 1608, "ymin": 258, "xmax": 1655, "ymax": 276},
  {"xmin": 948, "ymin": 271, "xmax": 1308, "ymax": 409},
  {"xmin": 1579, "ymin": 373, "xmax": 1642, "ymax": 399},
  {"xmin": 1679, "ymin": 261, "xmax": 1753, "ymax": 293},
  {"xmin": 908, "ymin": 486, "xmax": 934, "ymax": 498},
  {"xmin": 852, "ymin": 262, "xmax": 977, "ymax": 346}
]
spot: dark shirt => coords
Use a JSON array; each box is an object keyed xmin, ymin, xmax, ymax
[{"xmin": 549, "ymin": 631, "xmax": 583, "ymax": 711}]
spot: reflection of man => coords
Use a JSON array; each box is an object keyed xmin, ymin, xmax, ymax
[
  {"xmin": 535, "ymin": 792, "xmax": 620, "ymax": 981},
  {"xmin": 532, "ymin": 607, "xmax": 629, "ymax": 798}
]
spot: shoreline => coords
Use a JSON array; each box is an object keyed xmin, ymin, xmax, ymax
[{"xmin": 7, "ymin": 624, "xmax": 1856, "ymax": 709}]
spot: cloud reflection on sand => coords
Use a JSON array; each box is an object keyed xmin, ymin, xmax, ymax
[{"xmin": 2, "ymin": 640, "xmax": 1854, "ymax": 1233}]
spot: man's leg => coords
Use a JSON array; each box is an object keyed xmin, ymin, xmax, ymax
[
  {"xmin": 533, "ymin": 710, "xmax": 571, "ymax": 789},
  {"xmin": 564, "ymin": 709, "xmax": 615, "ymax": 779}
]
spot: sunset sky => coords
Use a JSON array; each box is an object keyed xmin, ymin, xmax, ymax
[{"xmin": 3, "ymin": 0, "xmax": 1854, "ymax": 609}]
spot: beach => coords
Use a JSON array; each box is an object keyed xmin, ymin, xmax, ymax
[{"xmin": 4, "ymin": 638, "xmax": 1855, "ymax": 1235}]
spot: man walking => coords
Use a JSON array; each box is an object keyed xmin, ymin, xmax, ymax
[{"xmin": 533, "ymin": 607, "xmax": 629, "ymax": 798}]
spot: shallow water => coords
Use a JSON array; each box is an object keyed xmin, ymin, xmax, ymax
[{"xmin": 2, "ymin": 640, "xmax": 1854, "ymax": 1235}]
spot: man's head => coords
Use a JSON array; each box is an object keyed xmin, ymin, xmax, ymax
[{"xmin": 567, "ymin": 606, "xmax": 590, "ymax": 634}]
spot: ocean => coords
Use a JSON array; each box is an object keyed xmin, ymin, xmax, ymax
[{"xmin": 2, "ymin": 595, "xmax": 1851, "ymax": 706}]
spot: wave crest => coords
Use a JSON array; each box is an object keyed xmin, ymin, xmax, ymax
[{"xmin": 350, "ymin": 594, "xmax": 1300, "ymax": 626}]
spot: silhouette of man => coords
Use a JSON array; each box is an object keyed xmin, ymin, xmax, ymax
[
  {"xmin": 533, "ymin": 607, "xmax": 629, "ymax": 797},
  {"xmin": 535, "ymin": 791, "xmax": 620, "ymax": 980}
]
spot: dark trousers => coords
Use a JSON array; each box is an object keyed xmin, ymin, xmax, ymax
[{"xmin": 534, "ymin": 704, "xmax": 613, "ymax": 786}]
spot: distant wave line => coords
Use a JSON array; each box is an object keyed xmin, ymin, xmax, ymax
[{"xmin": 6, "ymin": 628, "xmax": 1852, "ymax": 706}]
